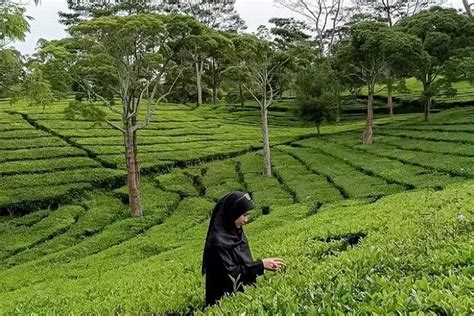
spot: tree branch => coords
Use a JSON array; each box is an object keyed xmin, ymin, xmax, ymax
[
  {"xmin": 135, "ymin": 68, "xmax": 184, "ymax": 131},
  {"xmin": 106, "ymin": 120, "xmax": 125, "ymax": 134},
  {"xmin": 243, "ymin": 83, "xmax": 263, "ymax": 108},
  {"xmin": 76, "ymin": 79, "xmax": 122, "ymax": 115}
]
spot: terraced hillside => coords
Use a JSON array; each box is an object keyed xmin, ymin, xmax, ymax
[
  {"xmin": 0, "ymin": 100, "xmax": 414, "ymax": 214},
  {"xmin": 372, "ymin": 79, "xmax": 474, "ymax": 106},
  {"xmin": 0, "ymin": 103, "xmax": 472, "ymax": 314}
]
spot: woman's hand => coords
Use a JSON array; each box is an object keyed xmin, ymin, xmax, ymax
[{"xmin": 262, "ymin": 258, "xmax": 286, "ymax": 272}]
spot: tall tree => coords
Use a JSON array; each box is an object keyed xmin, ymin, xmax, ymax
[
  {"xmin": 353, "ymin": 0, "xmax": 432, "ymax": 27},
  {"xmin": 0, "ymin": 48, "xmax": 22, "ymax": 96},
  {"xmin": 234, "ymin": 35, "xmax": 289, "ymax": 176},
  {"xmin": 398, "ymin": 8, "xmax": 474, "ymax": 121},
  {"xmin": 334, "ymin": 21, "xmax": 422, "ymax": 144},
  {"xmin": 60, "ymin": 0, "xmax": 247, "ymax": 31},
  {"xmin": 206, "ymin": 31, "xmax": 234, "ymax": 105},
  {"xmin": 32, "ymin": 38, "xmax": 79, "ymax": 99},
  {"xmin": 182, "ymin": 28, "xmax": 232, "ymax": 107},
  {"xmin": 269, "ymin": 17, "xmax": 311, "ymax": 50},
  {"xmin": 13, "ymin": 60, "xmax": 55, "ymax": 108},
  {"xmin": 295, "ymin": 59, "xmax": 339, "ymax": 136},
  {"xmin": 166, "ymin": 1, "xmax": 246, "ymax": 106},
  {"xmin": 267, "ymin": 17, "xmax": 314, "ymax": 98},
  {"xmin": 0, "ymin": 0, "xmax": 52, "ymax": 106},
  {"xmin": 352, "ymin": 0, "xmax": 440, "ymax": 115},
  {"xmin": 275, "ymin": 0, "xmax": 346, "ymax": 54},
  {"xmin": 59, "ymin": 0, "xmax": 161, "ymax": 27},
  {"xmin": 167, "ymin": 0, "xmax": 246, "ymax": 32},
  {"xmin": 68, "ymin": 14, "xmax": 198, "ymax": 216}
]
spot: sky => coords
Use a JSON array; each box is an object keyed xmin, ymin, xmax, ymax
[{"xmin": 13, "ymin": 0, "xmax": 463, "ymax": 55}]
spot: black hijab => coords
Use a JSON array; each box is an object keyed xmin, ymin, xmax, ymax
[{"xmin": 202, "ymin": 191, "xmax": 255, "ymax": 275}]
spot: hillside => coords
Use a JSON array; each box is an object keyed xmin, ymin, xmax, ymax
[{"xmin": 0, "ymin": 102, "xmax": 473, "ymax": 314}]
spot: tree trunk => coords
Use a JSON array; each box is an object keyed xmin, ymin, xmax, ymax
[
  {"xmin": 211, "ymin": 58, "xmax": 218, "ymax": 106},
  {"xmin": 387, "ymin": 81, "xmax": 394, "ymax": 116},
  {"xmin": 195, "ymin": 61, "xmax": 202, "ymax": 107},
  {"xmin": 212, "ymin": 85, "xmax": 217, "ymax": 106},
  {"xmin": 422, "ymin": 79, "xmax": 432, "ymax": 121},
  {"xmin": 316, "ymin": 124, "xmax": 321, "ymax": 137},
  {"xmin": 424, "ymin": 96, "xmax": 431, "ymax": 122},
  {"xmin": 260, "ymin": 105, "xmax": 272, "ymax": 177},
  {"xmin": 462, "ymin": 0, "xmax": 473, "ymax": 18},
  {"xmin": 362, "ymin": 93, "xmax": 374, "ymax": 145},
  {"xmin": 124, "ymin": 123, "xmax": 143, "ymax": 217},
  {"xmin": 239, "ymin": 80, "xmax": 244, "ymax": 107}
]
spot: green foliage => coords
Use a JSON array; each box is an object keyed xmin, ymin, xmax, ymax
[
  {"xmin": 64, "ymin": 100, "xmax": 107, "ymax": 122},
  {"xmin": 397, "ymin": 8, "xmax": 474, "ymax": 108},
  {"xmin": 0, "ymin": 178, "xmax": 472, "ymax": 314},
  {"xmin": 0, "ymin": 48, "xmax": 22, "ymax": 97},
  {"xmin": 12, "ymin": 65, "xmax": 55, "ymax": 108},
  {"xmin": 33, "ymin": 38, "xmax": 79, "ymax": 98},
  {"xmin": 300, "ymin": 137, "xmax": 464, "ymax": 189},
  {"xmin": 0, "ymin": 157, "xmax": 100, "ymax": 176},
  {"xmin": 334, "ymin": 21, "xmax": 422, "ymax": 92},
  {"xmin": 0, "ymin": 103, "xmax": 473, "ymax": 313},
  {"xmin": 0, "ymin": 183, "xmax": 93, "ymax": 211},
  {"xmin": 206, "ymin": 183, "xmax": 473, "ymax": 314},
  {"xmin": 272, "ymin": 150, "xmax": 343, "ymax": 205},
  {"xmin": 281, "ymin": 145, "xmax": 404, "ymax": 198},
  {"xmin": 0, "ymin": 4, "xmax": 30, "ymax": 47},
  {"xmin": 202, "ymin": 160, "xmax": 241, "ymax": 201},
  {"xmin": 238, "ymin": 152, "xmax": 294, "ymax": 211},
  {"xmin": 294, "ymin": 60, "xmax": 339, "ymax": 132},
  {"xmin": 155, "ymin": 169, "xmax": 198, "ymax": 196},
  {"xmin": 0, "ymin": 205, "xmax": 84, "ymax": 260}
]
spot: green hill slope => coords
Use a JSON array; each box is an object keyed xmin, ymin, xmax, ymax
[{"xmin": 0, "ymin": 104, "xmax": 472, "ymax": 314}]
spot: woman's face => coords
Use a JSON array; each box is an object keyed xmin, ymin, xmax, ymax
[{"xmin": 234, "ymin": 211, "xmax": 250, "ymax": 229}]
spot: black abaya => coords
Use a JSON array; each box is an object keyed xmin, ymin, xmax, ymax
[{"xmin": 202, "ymin": 191, "xmax": 264, "ymax": 306}]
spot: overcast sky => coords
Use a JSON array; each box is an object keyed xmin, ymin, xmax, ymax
[{"xmin": 13, "ymin": 0, "xmax": 462, "ymax": 55}]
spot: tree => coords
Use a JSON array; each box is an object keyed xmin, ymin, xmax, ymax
[
  {"xmin": 182, "ymin": 28, "xmax": 232, "ymax": 107},
  {"xmin": 164, "ymin": 1, "xmax": 246, "ymax": 106},
  {"xmin": 398, "ymin": 8, "xmax": 474, "ymax": 121},
  {"xmin": 32, "ymin": 38, "xmax": 79, "ymax": 99},
  {"xmin": 269, "ymin": 17, "xmax": 311, "ymax": 50},
  {"xmin": 205, "ymin": 31, "xmax": 235, "ymax": 105},
  {"xmin": 169, "ymin": 0, "xmax": 246, "ymax": 32},
  {"xmin": 234, "ymin": 35, "xmax": 289, "ymax": 176},
  {"xmin": 275, "ymin": 0, "xmax": 346, "ymax": 54},
  {"xmin": 0, "ymin": 48, "xmax": 23, "ymax": 96},
  {"xmin": 59, "ymin": 0, "xmax": 161, "ymax": 27},
  {"xmin": 60, "ymin": 0, "xmax": 247, "ymax": 31},
  {"xmin": 0, "ymin": 1, "xmax": 53, "ymax": 106},
  {"xmin": 0, "ymin": 2, "xmax": 30, "ymax": 48},
  {"xmin": 334, "ymin": 21, "xmax": 422, "ymax": 144},
  {"xmin": 223, "ymin": 36, "xmax": 251, "ymax": 107},
  {"xmin": 68, "ymin": 14, "xmax": 197, "ymax": 217},
  {"xmin": 462, "ymin": 0, "xmax": 473, "ymax": 19},
  {"xmin": 353, "ymin": 0, "xmax": 432, "ymax": 27},
  {"xmin": 267, "ymin": 18, "xmax": 315, "ymax": 99},
  {"xmin": 14, "ymin": 62, "xmax": 55, "ymax": 108},
  {"xmin": 352, "ymin": 0, "xmax": 441, "ymax": 115},
  {"xmin": 295, "ymin": 59, "xmax": 338, "ymax": 136}
]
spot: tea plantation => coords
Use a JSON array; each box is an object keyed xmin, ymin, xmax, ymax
[{"xmin": 0, "ymin": 100, "xmax": 472, "ymax": 314}]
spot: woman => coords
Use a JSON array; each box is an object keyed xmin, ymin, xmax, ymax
[{"xmin": 202, "ymin": 191, "xmax": 285, "ymax": 306}]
